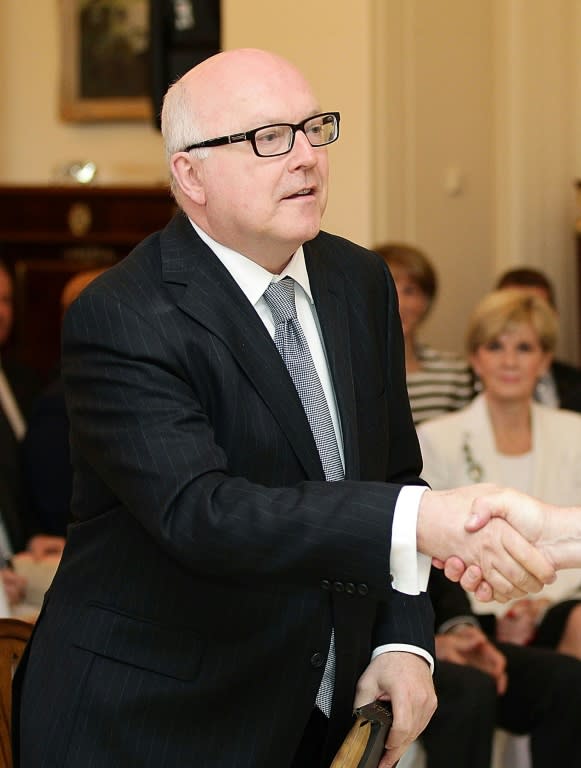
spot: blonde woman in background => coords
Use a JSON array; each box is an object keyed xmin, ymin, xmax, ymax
[{"xmin": 418, "ymin": 289, "xmax": 581, "ymax": 657}]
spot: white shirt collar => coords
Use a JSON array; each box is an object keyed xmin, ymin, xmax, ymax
[{"xmin": 189, "ymin": 220, "xmax": 314, "ymax": 307}]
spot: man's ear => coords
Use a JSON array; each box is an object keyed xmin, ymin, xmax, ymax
[{"xmin": 170, "ymin": 153, "xmax": 206, "ymax": 206}]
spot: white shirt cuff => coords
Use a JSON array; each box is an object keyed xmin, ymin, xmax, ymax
[
  {"xmin": 371, "ymin": 644, "xmax": 434, "ymax": 674},
  {"xmin": 390, "ymin": 485, "xmax": 431, "ymax": 595}
]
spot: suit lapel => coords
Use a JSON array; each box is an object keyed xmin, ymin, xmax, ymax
[
  {"xmin": 305, "ymin": 240, "xmax": 360, "ymax": 479},
  {"xmin": 159, "ymin": 214, "xmax": 324, "ymax": 480}
]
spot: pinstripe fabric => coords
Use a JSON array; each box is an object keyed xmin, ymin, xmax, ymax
[{"xmin": 14, "ymin": 214, "xmax": 433, "ymax": 768}]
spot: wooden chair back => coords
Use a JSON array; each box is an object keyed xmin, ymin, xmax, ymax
[{"xmin": 0, "ymin": 619, "xmax": 33, "ymax": 768}]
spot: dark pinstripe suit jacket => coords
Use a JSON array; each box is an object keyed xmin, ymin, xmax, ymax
[{"xmin": 15, "ymin": 212, "xmax": 434, "ymax": 768}]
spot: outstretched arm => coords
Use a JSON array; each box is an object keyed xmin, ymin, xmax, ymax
[{"xmin": 465, "ymin": 488, "xmax": 581, "ymax": 570}]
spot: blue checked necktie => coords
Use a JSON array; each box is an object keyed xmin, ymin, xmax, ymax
[{"xmin": 263, "ymin": 276, "xmax": 344, "ymax": 717}]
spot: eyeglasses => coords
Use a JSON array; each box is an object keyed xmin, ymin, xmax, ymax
[{"xmin": 182, "ymin": 112, "xmax": 340, "ymax": 158}]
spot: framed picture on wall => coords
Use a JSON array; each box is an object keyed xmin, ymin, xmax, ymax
[{"xmin": 59, "ymin": 0, "xmax": 152, "ymax": 122}]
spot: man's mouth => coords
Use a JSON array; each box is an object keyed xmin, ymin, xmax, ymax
[{"xmin": 284, "ymin": 188, "xmax": 314, "ymax": 199}]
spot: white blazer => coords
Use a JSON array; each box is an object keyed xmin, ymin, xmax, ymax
[{"xmin": 417, "ymin": 394, "xmax": 581, "ymax": 613}]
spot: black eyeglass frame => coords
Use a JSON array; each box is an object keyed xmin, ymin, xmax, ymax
[{"xmin": 181, "ymin": 111, "xmax": 341, "ymax": 157}]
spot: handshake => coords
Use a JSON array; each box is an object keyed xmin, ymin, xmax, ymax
[{"xmin": 418, "ymin": 484, "xmax": 581, "ymax": 602}]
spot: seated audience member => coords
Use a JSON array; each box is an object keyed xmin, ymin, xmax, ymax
[
  {"xmin": 417, "ymin": 289, "xmax": 581, "ymax": 659},
  {"xmin": 0, "ymin": 258, "xmax": 43, "ymax": 604},
  {"xmin": 421, "ymin": 567, "xmax": 581, "ymax": 768},
  {"xmin": 23, "ymin": 267, "xmax": 108, "ymax": 540},
  {"xmin": 375, "ymin": 243, "xmax": 474, "ymax": 425},
  {"xmin": 495, "ymin": 266, "xmax": 581, "ymax": 410}
]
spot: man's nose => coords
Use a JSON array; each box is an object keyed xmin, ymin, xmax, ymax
[{"xmin": 289, "ymin": 130, "xmax": 318, "ymax": 167}]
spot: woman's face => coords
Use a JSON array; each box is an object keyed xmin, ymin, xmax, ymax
[
  {"xmin": 390, "ymin": 267, "xmax": 430, "ymax": 341},
  {"xmin": 470, "ymin": 322, "xmax": 552, "ymax": 405}
]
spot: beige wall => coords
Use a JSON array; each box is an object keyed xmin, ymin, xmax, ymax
[
  {"xmin": 222, "ymin": 0, "xmax": 376, "ymax": 246},
  {"xmin": 0, "ymin": 0, "xmax": 165, "ymax": 185},
  {"xmin": 0, "ymin": 0, "xmax": 376, "ymax": 244},
  {"xmin": 376, "ymin": 0, "xmax": 495, "ymax": 356},
  {"xmin": 1, "ymin": 0, "xmax": 580, "ymax": 359}
]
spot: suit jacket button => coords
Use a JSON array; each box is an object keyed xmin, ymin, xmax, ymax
[
  {"xmin": 357, "ymin": 583, "xmax": 369, "ymax": 596},
  {"xmin": 345, "ymin": 582, "xmax": 356, "ymax": 595},
  {"xmin": 320, "ymin": 579, "xmax": 331, "ymax": 591},
  {"xmin": 333, "ymin": 581, "xmax": 345, "ymax": 593},
  {"xmin": 310, "ymin": 652, "xmax": 325, "ymax": 668}
]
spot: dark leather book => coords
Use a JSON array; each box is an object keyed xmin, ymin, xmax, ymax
[{"xmin": 330, "ymin": 701, "xmax": 393, "ymax": 768}]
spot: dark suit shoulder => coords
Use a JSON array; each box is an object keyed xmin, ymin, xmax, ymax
[
  {"xmin": 306, "ymin": 231, "xmax": 393, "ymax": 308},
  {"xmin": 309, "ymin": 230, "xmax": 386, "ymax": 272},
  {"xmin": 64, "ymin": 224, "xmax": 171, "ymax": 314},
  {"xmin": 77, "ymin": 213, "xmax": 221, "ymax": 305}
]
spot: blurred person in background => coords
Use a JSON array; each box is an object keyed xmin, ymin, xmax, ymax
[
  {"xmin": 419, "ymin": 565, "xmax": 581, "ymax": 768},
  {"xmin": 0, "ymin": 258, "xmax": 42, "ymax": 605},
  {"xmin": 418, "ymin": 289, "xmax": 581, "ymax": 660},
  {"xmin": 375, "ymin": 243, "xmax": 474, "ymax": 425},
  {"xmin": 495, "ymin": 266, "xmax": 581, "ymax": 411},
  {"xmin": 23, "ymin": 267, "xmax": 108, "ymax": 541}
]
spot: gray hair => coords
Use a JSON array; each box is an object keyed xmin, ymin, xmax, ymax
[{"xmin": 161, "ymin": 77, "xmax": 210, "ymax": 198}]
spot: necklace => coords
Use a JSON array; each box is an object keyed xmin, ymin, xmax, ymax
[{"xmin": 462, "ymin": 433, "xmax": 484, "ymax": 482}]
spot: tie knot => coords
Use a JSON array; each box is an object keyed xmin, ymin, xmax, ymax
[{"xmin": 263, "ymin": 277, "xmax": 297, "ymax": 324}]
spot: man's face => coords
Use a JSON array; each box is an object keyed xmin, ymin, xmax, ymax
[
  {"xmin": 0, "ymin": 269, "xmax": 14, "ymax": 347},
  {"xmin": 182, "ymin": 53, "xmax": 330, "ymax": 270}
]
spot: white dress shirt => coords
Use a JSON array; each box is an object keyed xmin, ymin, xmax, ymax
[{"xmin": 190, "ymin": 221, "xmax": 432, "ymax": 667}]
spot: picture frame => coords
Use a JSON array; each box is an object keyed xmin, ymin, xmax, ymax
[{"xmin": 59, "ymin": 0, "xmax": 152, "ymax": 122}]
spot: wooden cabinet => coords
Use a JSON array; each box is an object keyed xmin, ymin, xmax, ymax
[{"xmin": 0, "ymin": 184, "xmax": 176, "ymax": 379}]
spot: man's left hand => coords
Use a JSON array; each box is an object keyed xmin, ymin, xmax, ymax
[{"xmin": 354, "ymin": 651, "xmax": 436, "ymax": 768}]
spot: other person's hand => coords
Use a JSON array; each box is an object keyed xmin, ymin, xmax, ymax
[
  {"xmin": 458, "ymin": 487, "xmax": 579, "ymax": 599},
  {"xmin": 496, "ymin": 599, "xmax": 543, "ymax": 645},
  {"xmin": 1, "ymin": 568, "xmax": 27, "ymax": 606},
  {"xmin": 436, "ymin": 625, "xmax": 507, "ymax": 694}
]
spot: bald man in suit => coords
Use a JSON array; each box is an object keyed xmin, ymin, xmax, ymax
[{"xmin": 14, "ymin": 50, "xmax": 554, "ymax": 768}]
